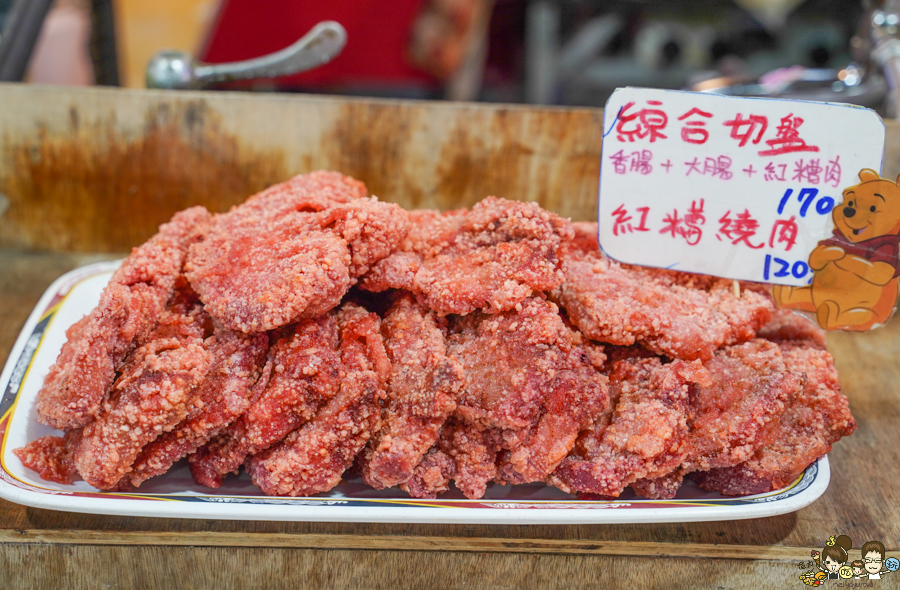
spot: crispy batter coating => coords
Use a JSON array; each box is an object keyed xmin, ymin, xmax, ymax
[
  {"xmin": 319, "ymin": 198, "xmax": 412, "ymax": 278},
  {"xmin": 33, "ymin": 313, "xmax": 92, "ymax": 426},
  {"xmin": 13, "ymin": 430, "xmax": 82, "ymax": 485},
  {"xmin": 188, "ymin": 314, "xmax": 342, "ymax": 488},
  {"xmin": 498, "ymin": 351, "xmax": 610, "ymax": 485},
  {"xmin": 16, "ymin": 183, "xmax": 858, "ymax": 499},
  {"xmin": 185, "ymin": 171, "xmax": 408, "ymax": 332},
  {"xmin": 695, "ymin": 341, "xmax": 856, "ymax": 496},
  {"xmin": 437, "ymin": 419, "xmax": 501, "ymax": 500},
  {"xmin": 568, "ymin": 221, "xmax": 601, "ymax": 252},
  {"xmin": 186, "ymin": 220, "xmax": 350, "ymax": 334},
  {"xmin": 682, "ymin": 339, "xmax": 803, "ymax": 474},
  {"xmin": 551, "ymin": 224, "xmax": 773, "ymax": 360},
  {"xmin": 36, "ymin": 207, "xmax": 209, "ymax": 430},
  {"xmin": 400, "ymin": 209, "xmax": 470, "ymax": 259},
  {"xmin": 631, "ymin": 472, "xmax": 684, "ymax": 499},
  {"xmin": 625, "ymin": 338, "xmax": 813, "ymax": 499},
  {"xmin": 124, "ymin": 330, "xmax": 269, "ymax": 488},
  {"xmin": 757, "ymin": 307, "xmax": 828, "ymax": 350},
  {"xmin": 361, "ymin": 198, "xmax": 573, "ymax": 315},
  {"xmin": 603, "ymin": 344, "xmax": 659, "ymax": 365},
  {"xmin": 450, "ymin": 299, "xmax": 605, "ymax": 433},
  {"xmin": 247, "ymin": 304, "xmax": 389, "ymax": 496},
  {"xmin": 361, "ymin": 295, "xmax": 463, "ymax": 490},
  {"xmin": 443, "ymin": 298, "xmax": 610, "ymax": 497},
  {"xmin": 235, "ymin": 169, "xmax": 368, "ymax": 222},
  {"xmin": 399, "ymin": 447, "xmax": 456, "ymax": 499},
  {"xmin": 357, "ymin": 210, "xmax": 466, "ymax": 293},
  {"xmin": 73, "ymin": 309, "xmax": 212, "ymax": 489},
  {"xmin": 547, "ymin": 358, "xmax": 708, "ymax": 497}
]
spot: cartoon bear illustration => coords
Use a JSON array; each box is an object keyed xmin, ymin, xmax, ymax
[{"xmin": 773, "ymin": 169, "xmax": 900, "ymax": 330}]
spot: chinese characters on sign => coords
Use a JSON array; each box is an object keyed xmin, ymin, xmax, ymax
[
  {"xmin": 598, "ymin": 88, "xmax": 885, "ymax": 285},
  {"xmin": 617, "ymin": 101, "xmax": 822, "ymax": 157}
]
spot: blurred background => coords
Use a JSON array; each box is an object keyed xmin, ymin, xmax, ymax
[{"xmin": 0, "ymin": 0, "xmax": 887, "ymax": 110}]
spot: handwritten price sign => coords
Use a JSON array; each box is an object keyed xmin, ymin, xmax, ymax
[{"xmin": 598, "ymin": 87, "xmax": 885, "ymax": 285}]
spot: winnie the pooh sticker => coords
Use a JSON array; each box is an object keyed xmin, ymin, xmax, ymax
[{"xmin": 774, "ymin": 169, "xmax": 900, "ymax": 330}]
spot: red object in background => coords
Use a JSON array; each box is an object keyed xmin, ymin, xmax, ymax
[{"xmin": 199, "ymin": 0, "xmax": 438, "ymax": 90}]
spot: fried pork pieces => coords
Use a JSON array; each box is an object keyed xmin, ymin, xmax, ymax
[
  {"xmin": 444, "ymin": 298, "xmax": 610, "ymax": 497},
  {"xmin": 551, "ymin": 223, "xmax": 773, "ymax": 361},
  {"xmin": 361, "ymin": 198, "xmax": 573, "ymax": 315},
  {"xmin": 693, "ymin": 341, "xmax": 855, "ymax": 496},
  {"xmin": 360, "ymin": 295, "xmax": 463, "ymax": 490},
  {"xmin": 16, "ymin": 171, "xmax": 856, "ymax": 499},
  {"xmin": 247, "ymin": 304, "xmax": 390, "ymax": 496},
  {"xmin": 36, "ymin": 206, "xmax": 210, "ymax": 431},
  {"xmin": 188, "ymin": 313, "xmax": 343, "ymax": 488},
  {"xmin": 185, "ymin": 171, "xmax": 409, "ymax": 333},
  {"xmin": 548, "ymin": 357, "xmax": 708, "ymax": 497}
]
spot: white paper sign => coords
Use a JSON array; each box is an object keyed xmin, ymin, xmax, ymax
[{"xmin": 598, "ymin": 87, "xmax": 885, "ymax": 285}]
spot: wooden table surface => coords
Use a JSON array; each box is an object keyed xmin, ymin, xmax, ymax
[{"xmin": 0, "ymin": 248, "xmax": 897, "ymax": 590}]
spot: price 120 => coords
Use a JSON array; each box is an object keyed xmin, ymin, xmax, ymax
[{"xmin": 763, "ymin": 254, "xmax": 812, "ymax": 282}]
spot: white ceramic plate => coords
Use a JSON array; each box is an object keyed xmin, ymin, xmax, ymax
[{"xmin": 0, "ymin": 262, "xmax": 830, "ymax": 524}]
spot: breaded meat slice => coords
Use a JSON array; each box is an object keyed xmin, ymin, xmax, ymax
[
  {"xmin": 233, "ymin": 169, "xmax": 368, "ymax": 223},
  {"xmin": 399, "ymin": 447, "xmax": 457, "ymax": 499},
  {"xmin": 36, "ymin": 206, "xmax": 209, "ymax": 430},
  {"xmin": 694, "ymin": 341, "xmax": 855, "ymax": 496},
  {"xmin": 497, "ymin": 348, "xmax": 611, "ymax": 486},
  {"xmin": 632, "ymin": 338, "xmax": 806, "ymax": 499},
  {"xmin": 435, "ymin": 419, "xmax": 501, "ymax": 500},
  {"xmin": 361, "ymin": 198, "xmax": 573, "ymax": 315},
  {"xmin": 441, "ymin": 298, "xmax": 609, "ymax": 498},
  {"xmin": 185, "ymin": 171, "xmax": 408, "ymax": 332},
  {"xmin": 630, "ymin": 471, "xmax": 685, "ymax": 500},
  {"xmin": 72, "ymin": 308, "xmax": 212, "ymax": 490},
  {"xmin": 186, "ymin": 223, "xmax": 351, "ymax": 334},
  {"xmin": 188, "ymin": 314, "xmax": 342, "ymax": 488},
  {"xmin": 247, "ymin": 304, "xmax": 389, "ymax": 496},
  {"xmin": 123, "ymin": 329, "xmax": 269, "ymax": 488},
  {"xmin": 681, "ymin": 339, "xmax": 803, "ymax": 473},
  {"xmin": 361, "ymin": 295, "xmax": 463, "ymax": 490},
  {"xmin": 547, "ymin": 357, "xmax": 708, "ymax": 497},
  {"xmin": 550, "ymin": 223, "xmax": 773, "ymax": 361},
  {"xmin": 14, "ymin": 429, "xmax": 83, "ymax": 485}
]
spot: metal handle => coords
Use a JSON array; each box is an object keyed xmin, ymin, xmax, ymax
[{"xmin": 146, "ymin": 21, "xmax": 347, "ymax": 90}]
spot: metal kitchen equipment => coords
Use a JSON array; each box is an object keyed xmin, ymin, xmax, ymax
[{"xmin": 145, "ymin": 20, "xmax": 347, "ymax": 90}]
